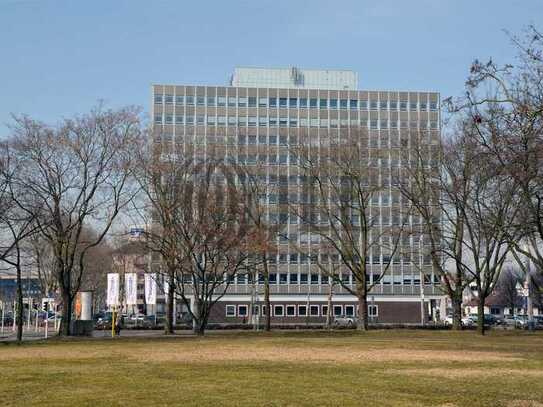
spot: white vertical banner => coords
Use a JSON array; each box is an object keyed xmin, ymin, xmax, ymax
[
  {"xmin": 125, "ymin": 273, "xmax": 138, "ymax": 305},
  {"xmin": 106, "ymin": 273, "xmax": 119, "ymax": 306},
  {"xmin": 144, "ymin": 273, "xmax": 157, "ymax": 305},
  {"xmin": 163, "ymin": 278, "xmax": 169, "ymax": 296}
]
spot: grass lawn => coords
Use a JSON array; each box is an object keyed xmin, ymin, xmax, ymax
[{"xmin": 1, "ymin": 330, "xmax": 543, "ymax": 406}]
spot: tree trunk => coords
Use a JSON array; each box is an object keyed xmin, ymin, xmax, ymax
[
  {"xmin": 357, "ymin": 288, "xmax": 368, "ymax": 331},
  {"xmin": 263, "ymin": 260, "xmax": 271, "ymax": 332},
  {"xmin": 477, "ymin": 299, "xmax": 485, "ymax": 336},
  {"xmin": 164, "ymin": 278, "xmax": 175, "ymax": 335},
  {"xmin": 15, "ymin": 266, "xmax": 23, "ymax": 343},
  {"xmin": 326, "ymin": 284, "xmax": 333, "ymax": 329},
  {"xmin": 451, "ymin": 295, "xmax": 463, "ymax": 331},
  {"xmin": 59, "ymin": 290, "xmax": 72, "ymax": 336},
  {"xmin": 193, "ymin": 316, "xmax": 205, "ymax": 336}
]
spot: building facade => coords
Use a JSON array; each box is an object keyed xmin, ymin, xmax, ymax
[{"xmin": 151, "ymin": 67, "xmax": 445, "ymax": 325}]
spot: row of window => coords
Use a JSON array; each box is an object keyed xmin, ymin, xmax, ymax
[
  {"xmin": 155, "ymin": 95, "xmax": 438, "ymax": 112},
  {"xmin": 261, "ymin": 213, "xmax": 430, "ymax": 227},
  {"xmin": 154, "ymin": 114, "xmax": 439, "ymax": 130},
  {"xmin": 225, "ymin": 303, "xmax": 378, "ymax": 318},
  {"xmin": 231, "ymin": 272, "xmax": 438, "ymax": 285}
]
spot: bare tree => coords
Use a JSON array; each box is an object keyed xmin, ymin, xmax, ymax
[
  {"xmin": 0, "ymin": 142, "xmax": 39, "ymax": 342},
  {"xmin": 5, "ymin": 106, "xmax": 143, "ymax": 335},
  {"xmin": 456, "ymin": 26, "xmax": 543, "ymax": 278},
  {"xmin": 453, "ymin": 125, "xmax": 519, "ymax": 335},
  {"xmin": 135, "ymin": 144, "xmax": 254, "ymax": 335},
  {"xmin": 242, "ymin": 169, "xmax": 283, "ymax": 331},
  {"xmin": 291, "ymin": 129, "xmax": 404, "ymax": 330},
  {"xmin": 398, "ymin": 131, "xmax": 473, "ymax": 330}
]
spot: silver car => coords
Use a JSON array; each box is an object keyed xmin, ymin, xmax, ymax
[{"xmin": 333, "ymin": 315, "xmax": 357, "ymax": 327}]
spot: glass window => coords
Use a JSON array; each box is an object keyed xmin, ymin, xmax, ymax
[
  {"xmin": 368, "ymin": 305, "xmax": 378, "ymax": 317},
  {"xmin": 420, "ymin": 102, "xmax": 427, "ymax": 111},
  {"xmin": 345, "ymin": 305, "xmax": 355, "ymax": 316},
  {"xmin": 238, "ymin": 305, "xmax": 248, "ymax": 316},
  {"xmin": 207, "ymin": 96, "xmax": 216, "ymax": 106},
  {"xmin": 248, "ymin": 97, "xmax": 257, "ymax": 107},
  {"xmin": 310, "ymin": 305, "xmax": 319, "ymax": 316},
  {"xmin": 154, "ymin": 115, "xmax": 162, "ymax": 124},
  {"xmin": 175, "ymin": 95, "xmax": 184, "ymax": 105},
  {"xmin": 300, "ymin": 273, "xmax": 308, "ymax": 284},
  {"xmin": 430, "ymin": 102, "xmax": 438, "ymax": 111},
  {"xmin": 258, "ymin": 97, "xmax": 267, "ymax": 107},
  {"xmin": 269, "ymin": 135, "xmax": 277, "ymax": 144},
  {"xmin": 299, "ymin": 98, "xmax": 307, "ymax": 108},
  {"xmin": 154, "ymin": 95, "xmax": 163, "ymax": 104},
  {"xmin": 185, "ymin": 116, "xmax": 194, "ymax": 124},
  {"xmin": 329, "ymin": 99, "xmax": 338, "ymax": 109},
  {"xmin": 400, "ymin": 101, "xmax": 407, "ymax": 111},
  {"xmin": 390, "ymin": 100, "xmax": 398, "ymax": 110},
  {"xmin": 298, "ymin": 305, "xmax": 307, "ymax": 316},
  {"xmin": 289, "ymin": 98, "xmax": 297, "ymax": 108},
  {"xmin": 175, "ymin": 115, "xmax": 184, "ymax": 124},
  {"xmin": 186, "ymin": 96, "xmax": 195, "ymax": 105},
  {"xmin": 333, "ymin": 305, "xmax": 343, "ymax": 316},
  {"xmin": 238, "ymin": 97, "xmax": 247, "ymax": 107},
  {"xmin": 310, "ymin": 274, "xmax": 319, "ymax": 285},
  {"xmin": 319, "ymin": 98, "xmax": 327, "ymax": 109},
  {"xmin": 269, "ymin": 97, "xmax": 277, "ymax": 107},
  {"xmin": 217, "ymin": 96, "xmax": 226, "ymax": 106},
  {"xmin": 309, "ymin": 98, "xmax": 318, "ymax": 108},
  {"xmin": 410, "ymin": 102, "xmax": 418, "ymax": 110},
  {"xmin": 259, "ymin": 117, "xmax": 267, "ymax": 127},
  {"xmin": 350, "ymin": 99, "xmax": 358, "ymax": 109},
  {"xmin": 289, "ymin": 273, "xmax": 298, "ymax": 284},
  {"xmin": 197, "ymin": 96, "xmax": 205, "ymax": 106},
  {"xmin": 226, "ymin": 305, "xmax": 236, "ymax": 317},
  {"xmin": 165, "ymin": 94, "xmax": 173, "ymax": 104},
  {"xmin": 228, "ymin": 96, "xmax": 236, "ymax": 107},
  {"xmin": 340, "ymin": 99, "xmax": 348, "ymax": 109},
  {"xmin": 269, "ymin": 273, "xmax": 277, "ymax": 284},
  {"xmin": 279, "ymin": 97, "xmax": 287, "ymax": 108},
  {"xmin": 248, "ymin": 117, "xmax": 257, "ymax": 127},
  {"xmin": 274, "ymin": 305, "xmax": 284, "ymax": 316},
  {"xmin": 279, "ymin": 273, "xmax": 288, "ymax": 284},
  {"xmin": 165, "ymin": 115, "xmax": 173, "ymax": 124},
  {"xmin": 286, "ymin": 305, "xmax": 296, "ymax": 316}
]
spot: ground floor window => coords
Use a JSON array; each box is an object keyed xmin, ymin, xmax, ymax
[
  {"xmin": 238, "ymin": 305, "xmax": 248, "ymax": 317},
  {"xmin": 274, "ymin": 305, "xmax": 284, "ymax": 317},
  {"xmin": 333, "ymin": 305, "xmax": 343, "ymax": 316},
  {"xmin": 368, "ymin": 305, "xmax": 378, "ymax": 317},
  {"xmin": 261, "ymin": 305, "xmax": 266, "ymax": 316},
  {"xmin": 322, "ymin": 305, "xmax": 329, "ymax": 317},
  {"xmin": 345, "ymin": 305, "xmax": 355, "ymax": 316},
  {"xmin": 286, "ymin": 305, "xmax": 296, "ymax": 316},
  {"xmin": 310, "ymin": 305, "xmax": 320, "ymax": 316},
  {"xmin": 490, "ymin": 307, "xmax": 501, "ymax": 315},
  {"xmin": 298, "ymin": 305, "xmax": 307, "ymax": 316},
  {"xmin": 226, "ymin": 305, "xmax": 236, "ymax": 317}
]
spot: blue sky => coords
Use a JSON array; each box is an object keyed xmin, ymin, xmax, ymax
[{"xmin": 0, "ymin": 0, "xmax": 540, "ymax": 133}]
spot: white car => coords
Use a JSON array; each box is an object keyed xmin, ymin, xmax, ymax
[{"xmin": 443, "ymin": 315, "xmax": 472, "ymax": 326}]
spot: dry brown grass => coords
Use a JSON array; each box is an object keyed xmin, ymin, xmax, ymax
[{"xmin": 0, "ymin": 341, "xmax": 520, "ymax": 364}]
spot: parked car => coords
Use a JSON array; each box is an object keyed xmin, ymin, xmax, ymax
[
  {"xmin": 333, "ymin": 315, "xmax": 357, "ymax": 327},
  {"xmin": 461, "ymin": 316, "xmax": 475, "ymax": 327},
  {"xmin": 466, "ymin": 313, "xmax": 499, "ymax": 326},
  {"xmin": 502, "ymin": 315, "xmax": 529, "ymax": 329}
]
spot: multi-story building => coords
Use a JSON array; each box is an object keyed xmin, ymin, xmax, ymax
[{"xmin": 151, "ymin": 67, "xmax": 445, "ymax": 325}]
